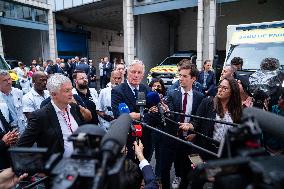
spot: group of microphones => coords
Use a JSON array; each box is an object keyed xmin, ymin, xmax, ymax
[{"xmin": 116, "ymin": 90, "xmax": 284, "ymax": 158}]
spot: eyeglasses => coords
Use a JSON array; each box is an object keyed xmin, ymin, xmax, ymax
[{"xmin": 218, "ymin": 85, "xmax": 230, "ymax": 92}]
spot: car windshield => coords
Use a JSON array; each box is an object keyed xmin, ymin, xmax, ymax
[
  {"xmin": 0, "ymin": 56, "xmax": 10, "ymax": 70},
  {"xmin": 226, "ymin": 43, "xmax": 284, "ymax": 70},
  {"xmin": 160, "ymin": 57, "xmax": 190, "ymax": 66}
]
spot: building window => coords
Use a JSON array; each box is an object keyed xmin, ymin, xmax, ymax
[{"xmin": 34, "ymin": 8, "xmax": 47, "ymax": 23}]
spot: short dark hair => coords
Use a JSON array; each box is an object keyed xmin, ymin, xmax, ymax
[
  {"xmin": 177, "ymin": 59, "xmax": 191, "ymax": 67},
  {"xmin": 260, "ymin": 57, "xmax": 280, "ymax": 71},
  {"xmin": 178, "ymin": 64, "xmax": 199, "ymax": 78},
  {"xmin": 46, "ymin": 60, "xmax": 53, "ymax": 64},
  {"xmin": 72, "ymin": 69, "xmax": 86, "ymax": 79},
  {"xmin": 231, "ymin": 57, "xmax": 243, "ymax": 66}
]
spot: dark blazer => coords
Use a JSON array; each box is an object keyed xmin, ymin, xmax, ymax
[
  {"xmin": 166, "ymin": 87, "xmax": 204, "ymax": 137},
  {"xmin": 0, "ymin": 110, "xmax": 12, "ymax": 170},
  {"xmin": 191, "ymin": 97, "xmax": 218, "ymax": 160},
  {"xmin": 197, "ymin": 70, "xmax": 216, "ymax": 96},
  {"xmin": 103, "ymin": 62, "xmax": 113, "ymax": 78},
  {"xmin": 111, "ymin": 81, "xmax": 151, "ymax": 118},
  {"xmin": 142, "ymin": 165, "xmax": 159, "ymax": 189},
  {"xmin": 17, "ymin": 102, "xmax": 82, "ymax": 155},
  {"xmin": 75, "ymin": 63, "xmax": 90, "ymax": 75}
]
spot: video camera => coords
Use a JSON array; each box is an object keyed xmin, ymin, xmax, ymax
[
  {"xmin": 9, "ymin": 114, "xmax": 133, "ymax": 189},
  {"xmin": 191, "ymin": 107, "xmax": 284, "ymax": 189}
]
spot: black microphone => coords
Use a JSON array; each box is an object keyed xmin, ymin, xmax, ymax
[
  {"xmin": 157, "ymin": 103, "xmax": 166, "ymax": 127},
  {"xmin": 243, "ymin": 107, "xmax": 284, "ymax": 140},
  {"xmin": 136, "ymin": 92, "xmax": 146, "ymax": 121},
  {"xmin": 93, "ymin": 114, "xmax": 132, "ymax": 189},
  {"xmin": 101, "ymin": 113, "xmax": 132, "ymax": 156}
]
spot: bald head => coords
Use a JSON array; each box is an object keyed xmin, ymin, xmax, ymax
[
  {"xmin": 32, "ymin": 71, "xmax": 48, "ymax": 92},
  {"xmin": 111, "ymin": 70, "xmax": 122, "ymax": 86}
]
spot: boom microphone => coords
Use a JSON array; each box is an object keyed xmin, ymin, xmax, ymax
[
  {"xmin": 93, "ymin": 114, "xmax": 132, "ymax": 189},
  {"xmin": 243, "ymin": 107, "xmax": 284, "ymax": 140}
]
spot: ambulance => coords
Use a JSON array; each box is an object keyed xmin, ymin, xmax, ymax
[
  {"xmin": 0, "ymin": 55, "xmax": 18, "ymax": 84},
  {"xmin": 225, "ymin": 20, "xmax": 284, "ymax": 71},
  {"xmin": 147, "ymin": 51, "xmax": 196, "ymax": 87}
]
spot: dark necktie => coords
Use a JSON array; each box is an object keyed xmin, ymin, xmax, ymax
[
  {"xmin": 180, "ymin": 93, "xmax": 188, "ymax": 123},
  {"xmin": 133, "ymin": 88, "xmax": 138, "ymax": 99},
  {"xmin": 0, "ymin": 110, "xmax": 11, "ymax": 132}
]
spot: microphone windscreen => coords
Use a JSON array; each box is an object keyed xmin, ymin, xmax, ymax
[
  {"xmin": 118, "ymin": 103, "xmax": 130, "ymax": 114},
  {"xmin": 243, "ymin": 107, "xmax": 284, "ymax": 140},
  {"xmin": 101, "ymin": 114, "xmax": 132, "ymax": 148},
  {"xmin": 146, "ymin": 91, "xmax": 160, "ymax": 107}
]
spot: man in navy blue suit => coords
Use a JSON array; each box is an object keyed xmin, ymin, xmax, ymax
[
  {"xmin": 162, "ymin": 63, "xmax": 204, "ymax": 189},
  {"xmin": 111, "ymin": 60, "xmax": 151, "ymax": 161}
]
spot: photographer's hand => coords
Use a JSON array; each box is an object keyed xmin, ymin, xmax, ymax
[
  {"xmin": 0, "ymin": 168, "xmax": 28, "ymax": 189},
  {"xmin": 134, "ymin": 140, "xmax": 145, "ymax": 162}
]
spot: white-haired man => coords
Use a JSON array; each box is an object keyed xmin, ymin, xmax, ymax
[
  {"xmin": 111, "ymin": 60, "xmax": 152, "ymax": 161},
  {"xmin": 17, "ymin": 74, "xmax": 82, "ymax": 157}
]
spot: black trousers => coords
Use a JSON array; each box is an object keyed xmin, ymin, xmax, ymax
[{"xmin": 161, "ymin": 144, "xmax": 191, "ymax": 189}]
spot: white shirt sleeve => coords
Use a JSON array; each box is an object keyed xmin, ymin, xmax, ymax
[
  {"xmin": 22, "ymin": 94, "xmax": 35, "ymax": 113},
  {"xmin": 139, "ymin": 159, "xmax": 150, "ymax": 170}
]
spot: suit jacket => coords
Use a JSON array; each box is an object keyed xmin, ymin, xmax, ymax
[
  {"xmin": 0, "ymin": 109, "xmax": 12, "ymax": 170},
  {"xmin": 17, "ymin": 102, "xmax": 82, "ymax": 155},
  {"xmin": 111, "ymin": 81, "xmax": 151, "ymax": 118},
  {"xmin": 165, "ymin": 87, "xmax": 204, "ymax": 149},
  {"xmin": 198, "ymin": 70, "xmax": 216, "ymax": 96},
  {"xmin": 142, "ymin": 165, "xmax": 159, "ymax": 189},
  {"xmin": 191, "ymin": 97, "xmax": 219, "ymax": 160},
  {"xmin": 75, "ymin": 63, "xmax": 90, "ymax": 75}
]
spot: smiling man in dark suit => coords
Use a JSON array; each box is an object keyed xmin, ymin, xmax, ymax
[
  {"xmin": 17, "ymin": 74, "xmax": 82, "ymax": 157},
  {"xmin": 162, "ymin": 63, "xmax": 204, "ymax": 189}
]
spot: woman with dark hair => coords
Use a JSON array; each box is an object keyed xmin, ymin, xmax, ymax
[
  {"xmin": 145, "ymin": 78, "xmax": 167, "ymax": 182},
  {"xmin": 179, "ymin": 77, "xmax": 242, "ymax": 160},
  {"xmin": 197, "ymin": 60, "xmax": 216, "ymax": 96}
]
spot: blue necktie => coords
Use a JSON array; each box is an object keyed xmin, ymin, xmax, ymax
[{"xmin": 133, "ymin": 88, "xmax": 138, "ymax": 99}]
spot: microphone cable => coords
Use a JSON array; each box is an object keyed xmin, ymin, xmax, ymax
[
  {"xmin": 164, "ymin": 116, "xmax": 220, "ymax": 145},
  {"xmin": 165, "ymin": 110, "xmax": 240, "ymax": 127}
]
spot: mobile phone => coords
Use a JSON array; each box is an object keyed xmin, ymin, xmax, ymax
[
  {"xmin": 188, "ymin": 154, "xmax": 203, "ymax": 165},
  {"xmin": 9, "ymin": 147, "xmax": 48, "ymax": 176}
]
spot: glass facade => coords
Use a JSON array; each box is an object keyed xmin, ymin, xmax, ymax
[{"xmin": 0, "ymin": 0, "xmax": 48, "ymax": 23}]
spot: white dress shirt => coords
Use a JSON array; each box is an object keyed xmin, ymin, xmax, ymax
[
  {"xmin": 180, "ymin": 87, "xmax": 193, "ymax": 136},
  {"xmin": 97, "ymin": 83, "xmax": 113, "ymax": 130},
  {"xmin": 23, "ymin": 88, "xmax": 49, "ymax": 113},
  {"xmin": 51, "ymin": 100, "xmax": 78, "ymax": 157}
]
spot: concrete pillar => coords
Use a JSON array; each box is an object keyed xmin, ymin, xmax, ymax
[
  {"xmin": 196, "ymin": 0, "xmax": 204, "ymax": 70},
  {"xmin": 48, "ymin": 10, "xmax": 57, "ymax": 61},
  {"xmin": 208, "ymin": 0, "xmax": 216, "ymax": 61},
  {"xmin": 123, "ymin": 0, "xmax": 135, "ymax": 66},
  {"xmin": 0, "ymin": 29, "xmax": 4, "ymax": 57}
]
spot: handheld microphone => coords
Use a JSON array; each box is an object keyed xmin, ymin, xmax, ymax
[
  {"xmin": 146, "ymin": 91, "xmax": 166, "ymax": 126},
  {"xmin": 243, "ymin": 107, "xmax": 284, "ymax": 140},
  {"xmin": 118, "ymin": 103, "xmax": 130, "ymax": 114},
  {"xmin": 136, "ymin": 92, "xmax": 146, "ymax": 121}
]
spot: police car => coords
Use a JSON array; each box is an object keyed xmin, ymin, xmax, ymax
[{"xmin": 147, "ymin": 51, "xmax": 196, "ymax": 87}]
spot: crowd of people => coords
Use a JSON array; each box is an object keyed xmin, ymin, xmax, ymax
[{"xmin": 0, "ymin": 55, "xmax": 283, "ymax": 189}]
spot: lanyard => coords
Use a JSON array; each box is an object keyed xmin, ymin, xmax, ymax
[{"xmin": 61, "ymin": 108, "xmax": 73, "ymax": 133}]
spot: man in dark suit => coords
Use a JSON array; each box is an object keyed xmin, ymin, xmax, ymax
[
  {"xmin": 162, "ymin": 63, "xmax": 204, "ymax": 189},
  {"xmin": 17, "ymin": 74, "xmax": 82, "ymax": 157},
  {"xmin": 102, "ymin": 57, "xmax": 113, "ymax": 88},
  {"xmin": 112, "ymin": 60, "xmax": 151, "ymax": 160},
  {"xmin": 0, "ymin": 108, "xmax": 19, "ymax": 170}
]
